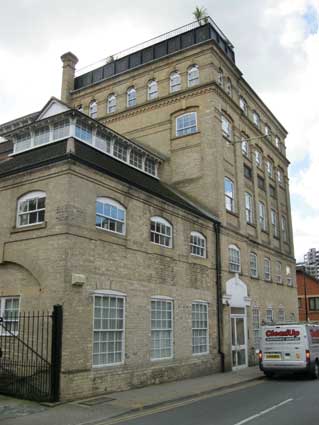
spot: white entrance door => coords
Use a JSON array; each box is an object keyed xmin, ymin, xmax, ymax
[{"xmin": 231, "ymin": 309, "xmax": 247, "ymax": 370}]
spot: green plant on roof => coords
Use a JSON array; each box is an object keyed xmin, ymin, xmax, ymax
[{"xmin": 193, "ymin": 6, "xmax": 208, "ymax": 25}]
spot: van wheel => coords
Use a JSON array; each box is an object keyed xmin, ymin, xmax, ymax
[
  {"xmin": 311, "ymin": 361, "xmax": 319, "ymax": 379},
  {"xmin": 264, "ymin": 372, "xmax": 274, "ymax": 378}
]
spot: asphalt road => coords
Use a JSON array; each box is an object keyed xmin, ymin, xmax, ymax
[{"xmin": 103, "ymin": 376, "xmax": 319, "ymax": 425}]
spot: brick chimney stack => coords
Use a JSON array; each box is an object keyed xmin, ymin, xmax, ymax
[{"xmin": 60, "ymin": 52, "xmax": 79, "ymax": 105}]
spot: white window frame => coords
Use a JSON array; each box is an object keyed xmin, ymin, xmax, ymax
[
  {"xmin": 34, "ymin": 125, "xmax": 50, "ymax": 146},
  {"xmin": 16, "ymin": 191, "xmax": 46, "ymax": 228},
  {"xmin": 252, "ymin": 307, "xmax": 261, "ymax": 349},
  {"xmin": 192, "ymin": 301, "xmax": 209, "ymax": 355},
  {"xmin": 266, "ymin": 307, "xmax": 273, "ymax": 323},
  {"xmin": 239, "ymin": 96, "xmax": 248, "ymax": 115},
  {"xmin": 275, "ymin": 261, "xmax": 282, "ymax": 284},
  {"xmin": 241, "ymin": 136, "xmax": 249, "ymax": 157},
  {"xmin": 224, "ymin": 177, "xmax": 235, "ymax": 212},
  {"xmin": 255, "ymin": 149, "xmax": 262, "ymax": 168},
  {"xmin": 0, "ymin": 296, "xmax": 20, "ymax": 336},
  {"xmin": 96, "ymin": 197, "xmax": 126, "ymax": 235},
  {"xmin": 92, "ymin": 293, "xmax": 125, "ymax": 367},
  {"xmin": 264, "ymin": 257, "xmax": 271, "ymax": 281},
  {"xmin": 250, "ymin": 253, "xmax": 258, "ymax": 278},
  {"xmin": 275, "ymin": 136, "xmax": 280, "ymax": 148},
  {"xmin": 277, "ymin": 168, "xmax": 283, "ymax": 184},
  {"xmin": 127, "ymin": 87, "xmax": 137, "ymax": 107},
  {"xmin": 252, "ymin": 111, "xmax": 260, "ymax": 127},
  {"xmin": 176, "ymin": 112, "xmax": 197, "ymax": 137},
  {"xmin": 286, "ymin": 265, "xmax": 293, "ymax": 286},
  {"xmin": 281, "ymin": 216, "xmax": 288, "ymax": 242},
  {"xmin": 150, "ymin": 216, "xmax": 172, "ymax": 248},
  {"xmin": 107, "ymin": 94, "xmax": 117, "ymax": 114},
  {"xmin": 266, "ymin": 160, "xmax": 273, "ymax": 178},
  {"xmin": 258, "ymin": 201, "xmax": 267, "ymax": 231},
  {"xmin": 278, "ymin": 306, "xmax": 285, "ymax": 322},
  {"xmin": 148, "ymin": 80, "xmax": 158, "ymax": 100},
  {"xmin": 187, "ymin": 65, "xmax": 199, "ymax": 87},
  {"xmin": 151, "ymin": 297, "xmax": 173, "ymax": 360},
  {"xmin": 221, "ymin": 115, "xmax": 232, "ymax": 140},
  {"xmin": 245, "ymin": 192, "xmax": 253, "ymax": 224},
  {"xmin": 89, "ymin": 100, "xmax": 97, "ymax": 119},
  {"xmin": 170, "ymin": 71, "xmax": 181, "ymax": 92},
  {"xmin": 229, "ymin": 244, "xmax": 240, "ymax": 273},
  {"xmin": 271, "ymin": 209, "xmax": 278, "ymax": 238},
  {"xmin": 190, "ymin": 231, "xmax": 206, "ymax": 258}
]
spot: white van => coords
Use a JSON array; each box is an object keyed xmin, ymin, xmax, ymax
[{"xmin": 259, "ymin": 323, "xmax": 319, "ymax": 378}]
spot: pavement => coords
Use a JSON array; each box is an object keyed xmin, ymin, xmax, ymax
[{"xmin": 0, "ymin": 366, "xmax": 264, "ymax": 425}]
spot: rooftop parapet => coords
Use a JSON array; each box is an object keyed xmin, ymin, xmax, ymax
[{"xmin": 73, "ymin": 17, "xmax": 235, "ymax": 91}]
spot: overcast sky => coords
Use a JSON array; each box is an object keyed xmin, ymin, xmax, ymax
[{"xmin": 0, "ymin": 0, "xmax": 318, "ymax": 261}]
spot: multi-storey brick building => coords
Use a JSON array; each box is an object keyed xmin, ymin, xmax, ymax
[{"xmin": 0, "ymin": 17, "xmax": 297, "ymax": 400}]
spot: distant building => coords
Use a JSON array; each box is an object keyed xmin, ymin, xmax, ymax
[
  {"xmin": 299, "ymin": 248, "xmax": 319, "ymax": 280},
  {"xmin": 297, "ymin": 266, "xmax": 319, "ymax": 321}
]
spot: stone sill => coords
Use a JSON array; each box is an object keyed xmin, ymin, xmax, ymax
[{"xmin": 11, "ymin": 222, "xmax": 47, "ymax": 234}]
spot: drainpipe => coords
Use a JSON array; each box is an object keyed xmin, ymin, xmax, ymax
[{"xmin": 214, "ymin": 221, "xmax": 225, "ymax": 372}]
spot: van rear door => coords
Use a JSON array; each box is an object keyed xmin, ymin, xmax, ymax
[{"xmin": 262, "ymin": 325, "xmax": 306, "ymax": 364}]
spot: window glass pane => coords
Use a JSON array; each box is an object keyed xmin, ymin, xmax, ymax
[
  {"xmin": 151, "ymin": 300, "xmax": 173, "ymax": 359},
  {"xmin": 192, "ymin": 302, "xmax": 208, "ymax": 354},
  {"xmin": 53, "ymin": 120, "xmax": 69, "ymax": 140},
  {"xmin": 93, "ymin": 295, "xmax": 124, "ymax": 366},
  {"xmin": 176, "ymin": 113, "xmax": 197, "ymax": 137},
  {"xmin": 96, "ymin": 199, "xmax": 125, "ymax": 235},
  {"xmin": 150, "ymin": 218, "xmax": 172, "ymax": 248}
]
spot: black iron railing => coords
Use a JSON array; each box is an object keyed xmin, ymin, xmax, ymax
[{"xmin": 0, "ymin": 305, "xmax": 62, "ymax": 402}]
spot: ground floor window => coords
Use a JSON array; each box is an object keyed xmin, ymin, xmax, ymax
[
  {"xmin": 93, "ymin": 294, "xmax": 125, "ymax": 366},
  {"xmin": 192, "ymin": 302, "xmax": 209, "ymax": 355},
  {"xmin": 151, "ymin": 298, "xmax": 173, "ymax": 360},
  {"xmin": 0, "ymin": 297, "xmax": 20, "ymax": 335}
]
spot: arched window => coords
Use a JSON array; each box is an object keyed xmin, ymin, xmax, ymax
[
  {"xmin": 170, "ymin": 71, "xmax": 181, "ymax": 93},
  {"xmin": 150, "ymin": 216, "xmax": 172, "ymax": 248},
  {"xmin": 96, "ymin": 198, "xmax": 126, "ymax": 235},
  {"xmin": 217, "ymin": 68, "xmax": 224, "ymax": 87},
  {"xmin": 176, "ymin": 112, "xmax": 197, "ymax": 137},
  {"xmin": 107, "ymin": 94, "xmax": 117, "ymax": 114},
  {"xmin": 226, "ymin": 77, "xmax": 232, "ymax": 96},
  {"xmin": 147, "ymin": 80, "xmax": 158, "ymax": 100},
  {"xmin": 17, "ymin": 191, "xmax": 46, "ymax": 227},
  {"xmin": 127, "ymin": 87, "xmax": 136, "ymax": 107},
  {"xmin": 187, "ymin": 65, "xmax": 199, "ymax": 87},
  {"xmin": 228, "ymin": 245, "xmax": 240, "ymax": 272},
  {"xmin": 190, "ymin": 231, "xmax": 206, "ymax": 258},
  {"xmin": 89, "ymin": 100, "xmax": 97, "ymax": 119}
]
